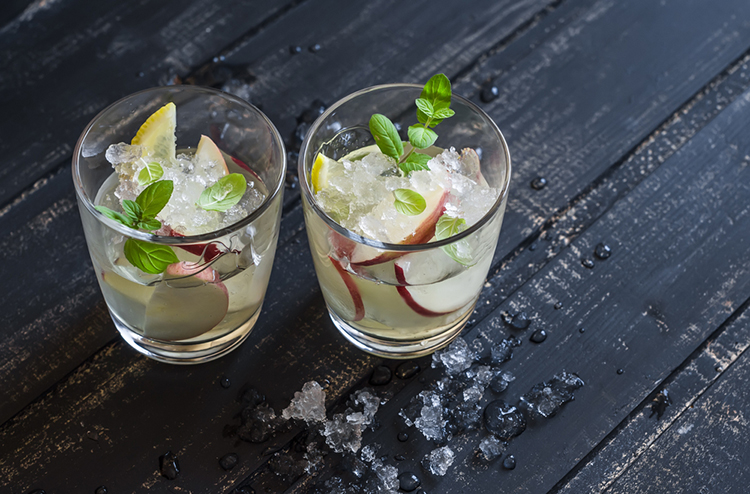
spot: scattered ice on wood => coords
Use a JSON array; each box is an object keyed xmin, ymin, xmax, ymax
[
  {"xmin": 422, "ymin": 446, "xmax": 456, "ymax": 476},
  {"xmin": 282, "ymin": 381, "xmax": 327, "ymax": 424}
]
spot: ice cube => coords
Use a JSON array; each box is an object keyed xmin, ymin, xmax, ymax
[
  {"xmin": 347, "ymin": 388, "xmax": 380, "ymax": 428},
  {"xmin": 282, "ymin": 381, "xmax": 327, "ymax": 424},
  {"xmin": 414, "ymin": 391, "xmax": 447, "ymax": 442},
  {"xmin": 370, "ymin": 459, "xmax": 399, "ymax": 493},
  {"xmin": 432, "ymin": 337, "xmax": 476, "ymax": 375},
  {"xmin": 323, "ymin": 413, "xmax": 362, "ymax": 454},
  {"xmin": 422, "ymin": 446, "xmax": 455, "ymax": 476},
  {"xmin": 490, "ymin": 337, "xmax": 521, "ymax": 365},
  {"xmin": 519, "ymin": 371, "xmax": 584, "ymax": 419},
  {"xmin": 478, "ymin": 436, "xmax": 505, "ymax": 461},
  {"xmin": 106, "ymin": 143, "xmax": 143, "ymax": 165},
  {"xmin": 483, "ymin": 400, "xmax": 526, "ymax": 440},
  {"xmin": 360, "ymin": 443, "xmax": 379, "ymax": 463}
]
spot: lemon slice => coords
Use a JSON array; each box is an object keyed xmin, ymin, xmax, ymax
[
  {"xmin": 132, "ymin": 102, "xmax": 177, "ymax": 163},
  {"xmin": 311, "ymin": 153, "xmax": 345, "ymax": 193}
]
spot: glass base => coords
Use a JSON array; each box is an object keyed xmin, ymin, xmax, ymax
[
  {"xmin": 111, "ymin": 309, "xmax": 260, "ymax": 364},
  {"xmin": 328, "ymin": 306, "xmax": 473, "ymax": 359}
]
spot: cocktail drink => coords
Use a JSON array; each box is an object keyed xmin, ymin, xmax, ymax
[
  {"xmin": 299, "ymin": 75, "xmax": 511, "ymax": 358},
  {"xmin": 73, "ymin": 86, "xmax": 285, "ymax": 363}
]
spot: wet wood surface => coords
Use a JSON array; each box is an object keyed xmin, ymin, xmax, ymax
[{"xmin": 2, "ymin": 0, "xmax": 750, "ymax": 493}]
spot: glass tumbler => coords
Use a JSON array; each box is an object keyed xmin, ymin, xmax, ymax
[
  {"xmin": 299, "ymin": 84, "xmax": 511, "ymax": 358},
  {"xmin": 73, "ymin": 86, "xmax": 285, "ymax": 364}
]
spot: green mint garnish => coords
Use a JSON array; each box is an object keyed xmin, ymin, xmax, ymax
[
  {"xmin": 137, "ymin": 161, "xmax": 164, "ymax": 186},
  {"xmin": 123, "ymin": 238, "xmax": 179, "ymax": 274},
  {"xmin": 196, "ymin": 173, "xmax": 247, "ymax": 212},
  {"xmin": 369, "ymin": 113, "xmax": 404, "ymax": 162},
  {"xmin": 435, "ymin": 213, "xmax": 474, "ymax": 266},
  {"xmin": 95, "ymin": 206, "xmax": 131, "ymax": 225},
  {"xmin": 399, "ymin": 153, "xmax": 431, "ymax": 176},
  {"xmin": 407, "ymin": 125, "xmax": 438, "ymax": 149},
  {"xmin": 393, "ymin": 188, "xmax": 426, "ymax": 216},
  {"xmin": 367, "ymin": 73, "xmax": 456, "ymax": 215},
  {"xmin": 96, "ymin": 179, "xmax": 176, "ymax": 274},
  {"xmin": 136, "ymin": 180, "xmax": 173, "ymax": 219}
]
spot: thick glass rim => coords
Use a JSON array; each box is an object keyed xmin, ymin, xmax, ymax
[
  {"xmin": 72, "ymin": 85, "xmax": 286, "ymax": 243},
  {"xmin": 298, "ymin": 83, "xmax": 512, "ymax": 251}
]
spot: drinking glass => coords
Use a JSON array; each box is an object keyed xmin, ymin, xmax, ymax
[
  {"xmin": 299, "ymin": 84, "xmax": 511, "ymax": 358},
  {"xmin": 73, "ymin": 86, "xmax": 285, "ymax": 364}
]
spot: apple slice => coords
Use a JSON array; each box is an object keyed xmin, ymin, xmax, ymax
[
  {"xmin": 196, "ymin": 134, "xmax": 230, "ymax": 174},
  {"xmin": 161, "ymin": 224, "xmax": 224, "ymax": 263},
  {"xmin": 394, "ymin": 252, "xmax": 489, "ymax": 318},
  {"xmin": 328, "ymin": 256, "xmax": 365, "ymax": 321},
  {"xmin": 144, "ymin": 262, "xmax": 229, "ymax": 340},
  {"xmin": 460, "ymin": 148, "xmax": 488, "ymax": 186},
  {"xmin": 349, "ymin": 188, "xmax": 449, "ymax": 267}
]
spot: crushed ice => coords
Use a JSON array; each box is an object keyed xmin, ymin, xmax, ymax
[{"xmin": 282, "ymin": 381, "xmax": 327, "ymax": 424}]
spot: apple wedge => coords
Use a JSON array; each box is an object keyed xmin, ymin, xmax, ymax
[
  {"xmin": 394, "ymin": 252, "xmax": 488, "ymax": 318},
  {"xmin": 349, "ymin": 187, "xmax": 449, "ymax": 267},
  {"xmin": 144, "ymin": 261, "xmax": 229, "ymax": 340},
  {"xmin": 328, "ymin": 256, "xmax": 365, "ymax": 321},
  {"xmin": 195, "ymin": 134, "xmax": 229, "ymax": 175}
]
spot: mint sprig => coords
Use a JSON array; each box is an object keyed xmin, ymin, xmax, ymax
[
  {"xmin": 368, "ymin": 73, "xmax": 456, "ymax": 214},
  {"xmin": 95, "ymin": 180, "xmax": 178, "ymax": 273},
  {"xmin": 435, "ymin": 213, "xmax": 474, "ymax": 266}
]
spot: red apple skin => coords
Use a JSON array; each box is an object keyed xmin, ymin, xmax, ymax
[
  {"xmin": 351, "ymin": 189, "xmax": 449, "ymax": 267},
  {"xmin": 329, "ymin": 255, "xmax": 365, "ymax": 321},
  {"xmin": 162, "ymin": 225, "xmax": 224, "ymax": 263},
  {"xmin": 394, "ymin": 263, "xmax": 451, "ymax": 318},
  {"xmin": 166, "ymin": 261, "xmax": 229, "ymax": 298}
]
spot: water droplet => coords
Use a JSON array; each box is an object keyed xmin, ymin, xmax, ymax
[
  {"xmin": 530, "ymin": 329, "xmax": 547, "ymax": 343},
  {"xmin": 398, "ymin": 472, "xmax": 422, "ymax": 492},
  {"xmin": 581, "ymin": 258, "xmax": 595, "ymax": 269},
  {"xmin": 94, "ymin": 488, "xmax": 108, "ymax": 494},
  {"xmin": 579, "ymin": 327, "xmax": 586, "ymax": 334},
  {"xmin": 509, "ymin": 312, "xmax": 530, "ymax": 330},
  {"xmin": 219, "ymin": 452, "xmax": 239, "ymax": 471},
  {"xmin": 289, "ymin": 45, "xmax": 302, "ymax": 54},
  {"xmin": 369, "ymin": 365, "xmax": 392, "ymax": 386},
  {"xmin": 530, "ymin": 176, "xmax": 547, "ymax": 190},
  {"xmin": 395, "ymin": 454, "xmax": 406, "ymax": 461},
  {"xmin": 594, "ymin": 243, "xmax": 612, "ymax": 260},
  {"xmin": 308, "ymin": 43, "xmax": 321, "ymax": 53},
  {"xmin": 395, "ymin": 361, "xmax": 421, "ymax": 380},
  {"xmin": 159, "ymin": 451, "xmax": 180, "ymax": 479},
  {"xmin": 715, "ymin": 365, "xmax": 723, "ymax": 372},
  {"xmin": 502, "ymin": 454, "xmax": 516, "ymax": 470},
  {"xmin": 480, "ymin": 84, "xmax": 500, "ymax": 103},
  {"xmin": 528, "ymin": 242, "xmax": 537, "ymax": 251},
  {"xmin": 554, "ymin": 302, "xmax": 563, "ymax": 310},
  {"xmin": 397, "ymin": 431, "xmax": 409, "ymax": 442},
  {"xmin": 617, "ymin": 368, "xmax": 624, "ymax": 375},
  {"xmin": 220, "ymin": 376, "xmax": 231, "ymax": 389}
]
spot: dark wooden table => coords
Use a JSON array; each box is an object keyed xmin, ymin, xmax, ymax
[{"xmin": 3, "ymin": 0, "xmax": 750, "ymax": 492}]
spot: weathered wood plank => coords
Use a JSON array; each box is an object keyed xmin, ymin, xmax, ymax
[
  {"xmin": 552, "ymin": 301, "xmax": 750, "ymax": 493},
  {"xmin": 0, "ymin": 0, "xmax": 292, "ymax": 207},
  {"xmin": 385, "ymin": 84, "xmax": 750, "ymax": 494},
  {"xmin": 604, "ymin": 311, "xmax": 750, "ymax": 494}
]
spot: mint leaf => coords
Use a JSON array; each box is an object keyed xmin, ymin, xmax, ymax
[
  {"xmin": 137, "ymin": 218, "xmax": 162, "ymax": 231},
  {"xmin": 417, "ymin": 73, "xmax": 452, "ymax": 126},
  {"xmin": 136, "ymin": 180, "xmax": 173, "ymax": 219},
  {"xmin": 415, "ymin": 98, "xmax": 434, "ymax": 118},
  {"xmin": 393, "ymin": 188, "xmax": 426, "ymax": 216},
  {"xmin": 196, "ymin": 173, "xmax": 247, "ymax": 212},
  {"xmin": 435, "ymin": 214, "xmax": 474, "ymax": 266},
  {"xmin": 122, "ymin": 200, "xmax": 143, "ymax": 222},
  {"xmin": 123, "ymin": 238, "xmax": 179, "ymax": 274},
  {"xmin": 95, "ymin": 205, "xmax": 132, "ymax": 226},
  {"xmin": 399, "ymin": 153, "xmax": 431, "ymax": 176},
  {"xmin": 432, "ymin": 107, "xmax": 455, "ymax": 120},
  {"xmin": 408, "ymin": 125, "xmax": 438, "ymax": 149},
  {"xmin": 137, "ymin": 161, "xmax": 164, "ymax": 186},
  {"xmin": 369, "ymin": 114, "xmax": 404, "ymax": 161}
]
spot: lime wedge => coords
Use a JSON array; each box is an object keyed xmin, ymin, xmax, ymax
[{"xmin": 132, "ymin": 102, "xmax": 176, "ymax": 163}]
